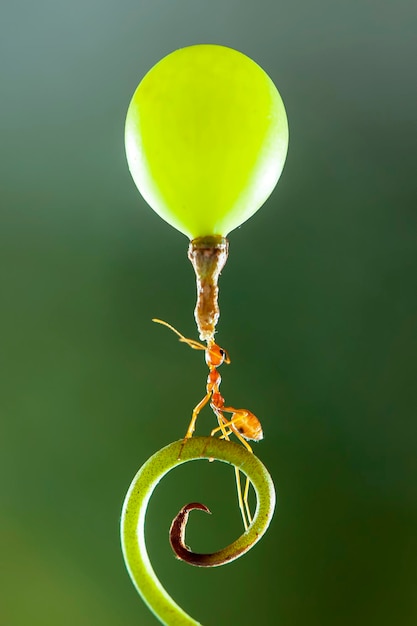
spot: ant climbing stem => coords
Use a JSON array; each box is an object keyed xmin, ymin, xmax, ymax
[{"xmin": 152, "ymin": 317, "xmax": 263, "ymax": 530}]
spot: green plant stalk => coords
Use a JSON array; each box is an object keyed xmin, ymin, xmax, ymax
[{"xmin": 120, "ymin": 436, "xmax": 276, "ymax": 625}]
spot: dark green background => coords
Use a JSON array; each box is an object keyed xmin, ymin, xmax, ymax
[{"xmin": 1, "ymin": 1, "xmax": 416, "ymax": 625}]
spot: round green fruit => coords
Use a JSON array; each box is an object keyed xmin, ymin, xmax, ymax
[{"xmin": 125, "ymin": 44, "xmax": 288, "ymax": 239}]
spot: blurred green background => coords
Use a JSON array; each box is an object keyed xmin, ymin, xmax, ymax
[{"xmin": 1, "ymin": 1, "xmax": 416, "ymax": 625}]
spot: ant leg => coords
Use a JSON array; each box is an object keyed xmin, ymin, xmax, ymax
[
  {"xmin": 211, "ymin": 408, "xmax": 241, "ymax": 444},
  {"xmin": 218, "ymin": 428, "xmax": 233, "ymax": 439},
  {"xmin": 234, "ymin": 465, "xmax": 249, "ymax": 531},
  {"xmin": 210, "ymin": 409, "xmax": 231, "ymax": 441},
  {"xmin": 243, "ymin": 474, "xmax": 252, "ymax": 526},
  {"xmin": 211, "ymin": 412, "xmax": 250, "ymax": 530},
  {"xmin": 210, "ymin": 422, "xmax": 229, "ymax": 437},
  {"xmin": 212, "ymin": 416, "xmax": 254, "ymax": 450},
  {"xmin": 184, "ymin": 392, "xmax": 211, "ymax": 439},
  {"xmin": 227, "ymin": 427, "xmax": 253, "ymax": 525},
  {"xmin": 215, "ymin": 416, "xmax": 254, "ymax": 526},
  {"xmin": 179, "ymin": 393, "xmax": 212, "ymax": 460}
]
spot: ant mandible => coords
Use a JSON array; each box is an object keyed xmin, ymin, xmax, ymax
[{"xmin": 152, "ymin": 318, "xmax": 263, "ymax": 530}]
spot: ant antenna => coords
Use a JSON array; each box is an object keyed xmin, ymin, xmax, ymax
[{"xmin": 152, "ymin": 318, "xmax": 206, "ymax": 351}]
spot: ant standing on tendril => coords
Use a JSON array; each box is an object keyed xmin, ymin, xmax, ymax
[{"xmin": 153, "ymin": 318, "xmax": 263, "ymax": 530}]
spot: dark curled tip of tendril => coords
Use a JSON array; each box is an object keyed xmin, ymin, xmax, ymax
[
  {"xmin": 169, "ymin": 502, "xmax": 214, "ymax": 566},
  {"xmin": 168, "ymin": 498, "xmax": 262, "ymax": 567}
]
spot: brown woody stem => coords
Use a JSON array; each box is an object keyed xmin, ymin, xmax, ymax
[{"xmin": 188, "ymin": 236, "xmax": 229, "ymax": 342}]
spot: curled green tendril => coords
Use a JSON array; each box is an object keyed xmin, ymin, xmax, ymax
[{"xmin": 120, "ymin": 436, "xmax": 276, "ymax": 625}]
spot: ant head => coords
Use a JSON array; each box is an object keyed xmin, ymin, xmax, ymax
[{"xmin": 205, "ymin": 343, "xmax": 230, "ymax": 368}]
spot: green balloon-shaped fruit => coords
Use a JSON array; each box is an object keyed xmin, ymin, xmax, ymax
[{"xmin": 125, "ymin": 44, "xmax": 288, "ymax": 239}]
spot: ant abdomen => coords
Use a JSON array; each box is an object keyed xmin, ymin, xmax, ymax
[{"xmin": 231, "ymin": 410, "xmax": 263, "ymax": 442}]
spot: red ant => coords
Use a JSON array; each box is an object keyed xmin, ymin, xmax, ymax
[{"xmin": 153, "ymin": 318, "xmax": 263, "ymax": 529}]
